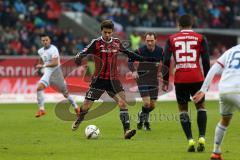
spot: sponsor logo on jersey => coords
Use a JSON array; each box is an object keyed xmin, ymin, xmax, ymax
[{"xmin": 176, "ymin": 63, "xmax": 197, "ymax": 69}]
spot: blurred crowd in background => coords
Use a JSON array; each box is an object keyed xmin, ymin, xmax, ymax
[
  {"xmin": 83, "ymin": 0, "xmax": 239, "ymax": 28},
  {"xmin": 0, "ymin": 0, "xmax": 239, "ymax": 56}
]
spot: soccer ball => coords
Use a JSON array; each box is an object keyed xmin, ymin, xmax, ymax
[{"xmin": 85, "ymin": 125, "xmax": 100, "ymax": 139}]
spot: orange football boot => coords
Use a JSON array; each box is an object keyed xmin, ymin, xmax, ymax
[
  {"xmin": 210, "ymin": 153, "xmax": 223, "ymax": 160},
  {"xmin": 35, "ymin": 110, "xmax": 46, "ymax": 118}
]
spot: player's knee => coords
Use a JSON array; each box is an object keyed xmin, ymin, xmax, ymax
[
  {"xmin": 221, "ymin": 115, "xmax": 232, "ymax": 127},
  {"xmin": 63, "ymin": 94, "xmax": 68, "ymax": 98},
  {"xmin": 37, "ymin": 87, "xmax": 41, "ymax": 92},
  {"xmin": 150, "ymin": 104, "xmax": 155, "ymax": 110},
  {"xmin": 59, "ymin": 86, "xmax": 68, "ymax": 97},
  {"xmin": 150, "ymin": 101, "xmax": 156, "ymax": 108},
  {"xmin": 82, "ymin": 99, "xmax": 93, "ymax": 110},
  {"xmin": 196, "ymin": 102, "xmax": 205, "ymax": 110},
  {"xmin": 118, "ymin": 100, "xmax": 127, "ymax": 108},
  {"xmin": 178, "ymin": 104, "xmax": 188, "ymax": 112},
  {"xmin": 62, "ymin": 91, "xmax": 69, "ymax": 98},
  {"xmin": 143, "ymin": 101, "xmax": 151, "ymax": 107},
  {"xmin": 220, "ymin": 119, "xmax": 230, "ymax": 127},
  {"xmin": 37, "ymin": 84, "xmax": 45, "ymax": 91}
]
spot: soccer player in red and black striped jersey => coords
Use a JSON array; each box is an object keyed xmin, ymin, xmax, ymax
[
  {"xmin": 72, "ymin": 20, "xmax": 146, "ymax": 139},
  {"xmin": 162, "ymin": 15, "xmax": 210, "ymax": 152}
]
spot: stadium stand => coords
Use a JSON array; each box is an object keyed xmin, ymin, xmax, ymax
[
  {"xmin": 80, "ymin": 0, "xmax": 240, "ymax": 28},
  {"xmin": 0, "ymin": 0, "xmax": 240, "ymax": 56},
  {"xmin": 0, "ymin": 0, "xmax": 89, "ymax": 56}
]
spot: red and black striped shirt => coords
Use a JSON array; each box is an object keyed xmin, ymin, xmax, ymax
[{"xmin": 76, "ymin": 36, "xmax": 144, "ymax": 80}]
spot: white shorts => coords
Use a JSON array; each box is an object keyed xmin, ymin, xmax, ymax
[
  {"xmin": 219, "ymin": 93, "xmax": 240, "ymax": 116},
  {"xmin": 39, "ymin": 67, "xmax": 68, "ymax": 95}
]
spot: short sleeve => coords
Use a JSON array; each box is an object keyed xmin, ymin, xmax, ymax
[
  {"xmin": 51, "ymin": 46, "xmax": 59, "ymax": 59},
  {"xmin": 217, "ymin": 52, "xmax": 227, "ymax": 68},
  {"xmin": 37, "ymin": 49, "xmax": 41, "ymax": 55}
]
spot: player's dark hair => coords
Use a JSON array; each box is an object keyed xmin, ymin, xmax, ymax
[
  {"xmin": 144, "ymin": 32, "xmax": 157, "ymax": 39},
  {"xmin": 40, "ymin": 33, "xmax": 51, "ymax": 39},
  {"xmin": 101, "ymin": 20, "xmax": 114, "ymax": 30},
  {"xmin": 178, "ymin": 14, "xmax": 193, "ymax": 28}
]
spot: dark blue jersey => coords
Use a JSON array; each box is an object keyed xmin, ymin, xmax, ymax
[{"xmin": 129, "ymin": 45, "xmax": 163, "ymax": 82}]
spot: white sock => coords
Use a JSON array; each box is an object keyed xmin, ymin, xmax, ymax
[
  {"xmin": 67, "ymin": 95, "xmax": 78, "ymax": 109},
  {"xmin": 213, "ymin": 123, "xmax": 227, "ymax": 154},
  {"xmin": 37, "ymin": 90, "xmax": 45, "ymax": 110}
]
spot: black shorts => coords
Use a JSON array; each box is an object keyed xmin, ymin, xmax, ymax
[
  {"xmin": 175, "ymin": 82, "xmax": 205, "ymax": 105},
  {"xmin": 85, "ymin": 78, "xmax": 124, "ymax": 101},
  {"xmin": 137, "ymin": 79, "xmax": 159, "ymax": 100}
]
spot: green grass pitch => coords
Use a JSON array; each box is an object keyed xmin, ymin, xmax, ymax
[{"xmin": 0, "ymin": 101, "xmax": 240, "ymax": 160}]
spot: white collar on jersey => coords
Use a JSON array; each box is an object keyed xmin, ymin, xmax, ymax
[
  {"xmin": 44, "ymin": 44, "xmax": 51, "ymax": 50},
  {"xmin": 101, "ymin": 36, "xmax": 113, "ymax": 43},
  {"xmin": 180, "ymin": 29, "xmax": 194, "ymax": 32}
]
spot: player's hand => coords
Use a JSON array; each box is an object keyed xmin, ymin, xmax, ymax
[
  {"xmin": 162, "ymin": 82, "xmax": 169, "ymax": 92},
  {"xmin": 193, "ymin": 91, "xmax": 205, "ymax": 103},
  {"xmin": 132, "ymin": 71, "xmax": 139, "ymax": 79},
  {"xmin": 35, "ymin": 64, "xmax": 44, "ymax": 69},
  {"xmin": 74, "ymin": 53, "xmax": 82, "ymax": 66}
]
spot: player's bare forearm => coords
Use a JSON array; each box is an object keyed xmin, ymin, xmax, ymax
[
  {"xmin": 36, "ymin": 58, "xmax": 58, "ymax": 68},
  {"xmin": 44, "ymin": 63, "xmax": 58, "ymax": 68},
  {"xmin": 193, "ymin": 91, "xmax": 205, "ymax": 103},
  {"xmin": 200, "ymin": 63, "xmax": 223, "ymax": 93},
  {"xmin": 46, "ymin": 58, "xmax": 59, "ymax": 67}
]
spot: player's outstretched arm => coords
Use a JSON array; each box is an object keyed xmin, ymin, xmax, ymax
[
  {"xmin": 74, "ymin": 39, "xmax": 96, "ymax": 65},
  {"xmin": 120, "ymin": 40, "xmax": 159, "ymax": 62},
  {"xmin": 193, "ymin": 91, "xmax": 205, "ymax": 104},
  {"xmin": 200, "ymin": 63, "xmax": 223, "ymax": 93},
  {"xmin": 74, "ymin": 52, "xmax": 84, "ymax": 66},
  {"xmin": 193, "ymin": 63, "xmax": 223, "ymax": 103},
  {"xmin": 45, "ymin": 57, "xmax": 59, "ymax": 68},
  {"xmin": 122, "ymin": 48, "xmax": 159, "ymax": 63},
  {"xmin": 121, "ymin": 48, "xmax": 145, "ymax": 61},
  {"xmin": 36, "ymin": 57, "xmax": 59, "ymax": 68}
]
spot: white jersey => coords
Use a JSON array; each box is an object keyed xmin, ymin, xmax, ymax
[
  {"xmin": 37, "ymin": 44, "xmax": 64, "ymax": 88},
  {"xmin": 217, "ymin": 44, "xmax": 240, "ymax": 94},
  {"xmin": 37, "ymin": 44, "xmax": 60, "ymax": 73}
]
